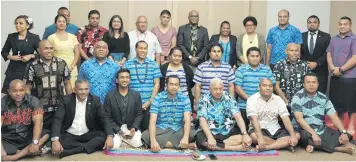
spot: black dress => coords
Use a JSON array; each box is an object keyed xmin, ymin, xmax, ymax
[{"xmin": 1, "ymin": 32, "xmax": 40, "ymax": 93}]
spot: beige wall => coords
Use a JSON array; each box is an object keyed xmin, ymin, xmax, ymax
[{"xmin": 329, "ymin": 1, "xmax": 356, "ymax": 36}]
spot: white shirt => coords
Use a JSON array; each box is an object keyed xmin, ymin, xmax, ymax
[
  {"xmin": 307, "ymin": 30, "xmax": 318, "ymax": 49},
  {"xmin": 246, "ymin": 93, "xmax": 289, "ymax": 135},
  {"xmin": 67, "ymin": 97, "xmax": 89, "ymax": 136},
  {"xmin": 128, "ymin": 30, "xmax": 162, "ymax": 60}
]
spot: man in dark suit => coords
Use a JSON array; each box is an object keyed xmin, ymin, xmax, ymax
[
  {"xmin": 104, "ymin": 68, "xmax": 143, "ymax": 149},
  {"xmin": 177, "ymin": 10, "xmax": 209, "ymax": 68},
  {"xmin": 50, "ymin": 79, "xmax": 114, "ymax": 158},
  {"xmin": 300, "ymin": 15, "xmax": 331, "ymax": 93}
]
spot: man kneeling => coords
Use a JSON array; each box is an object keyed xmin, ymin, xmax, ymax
[
  {"xmin": 196, "ymin": 78, "xmax": 252, "ymax": 151},
  {"xmin": 291, "ymin": 73, "xmax": 355, "ymax": 155},
  {"xmin": 1, "ymin": 80, "xmax": 49, "ymax": 161},
  {"xmin": 247, "ymin": 78, "xmax": 298, "ymax": 152},
  {"xmin": 142, "ymin": 75, "xmax": 196, "ymax": 152},
  {"xmin": 51, "ymin": 79, "xmax": 114, "ymax": 158}
]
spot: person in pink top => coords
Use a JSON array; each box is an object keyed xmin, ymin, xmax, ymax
[{"xmin": 151, "ymin": 10, "xmax": 177, "ymax": 65}]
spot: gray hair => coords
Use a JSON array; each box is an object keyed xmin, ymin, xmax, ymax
[
  {"xmin": 210, "ymin": 78, "xmax": 224, "ymax": 86},
  {"xmin": 259, "ymin": 78, "xmax": 272, "ymax": 85},
  {"xmin": 75, "ymin": 79, "xmax": 89, "ymax": 85}
]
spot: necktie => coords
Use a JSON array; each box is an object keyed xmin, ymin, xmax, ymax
[{"xmin": 309, "ymin": 32, "xmax": 316, "ymax": 55}]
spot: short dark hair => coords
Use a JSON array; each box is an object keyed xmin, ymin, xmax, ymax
[
  {"xmin": 303, "ymin": 72, "xmax": 319, "ymax": 82},
  {"xmin": 75, "ymin": 79, "xmax": 89, "ymax": 85},
  {"xmin": 168, "ymin": 47, "xmax": 182, "ymax": 56},
  {"xmin": 14, "ymin": 15, "xmax": 33, "ymax": 30},
  {"xmin": 340, "ymin": 16, "xmax": 352, "ymax": 23},
  {"xmin": 57, "ymin": 7, "xmax": 68, "ymax": 14},
  {"xmin": 243, "ymin": 16, "xmax": 258, "ymax": 26},
  {"xmin": 160, "ymin": 10, "xmax": 171, "ymax": 17},
  {"xmin": 88, "ymin": 10, "xmax": 100, "ymax": 19},
  {"xmin": 54, "ymin": 14, "xmax": 67, "ymax": 24},
  {"xmin": 246, "ymin": 47, "xmax": 261, "ymax": 57},
  {"xmin": 208, "ymin": 42, "xmax": 224, "ymax": 54},
  {"xmin": 220, "ymin": 21, "xmax": 231, "ymax": 35},
  {"xmin": 166, "ymin": 75, "xmax": 180, "ymax": 85},
  {"xmin": 307, "ymin": 15, "xmax": 320, "ymax": 23},
  {"xmin": 115, "ymin": 68, "xmax": 131, "ymax": 79},
  {"xmin": 135, "ymin": 40, "xmax": 148, "ymax": 49}
]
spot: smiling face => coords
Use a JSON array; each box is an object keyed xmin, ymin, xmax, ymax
[
  {"xmin": 286, "ymin": 43, "xmax": 299, "ymax": 62},
  {"xmin": 55, "ymin": 16, "xmax": 67, "ymax": 31},
  {"xmin": 188, "ymin": 10, "xmax": 199, "ymax": 25},
  {"xmin": 247, "ymin": 50, "xmax": 261, "ymax": 67},
  {"xmin": 170, "ymin": 49, "xmax": 183, "ymax": 65},
  {"xmin": 8, "ymin": 80, "xmax": 26, "ymax": 103},
  {"xmin": 338, "ymin": 19, "xmax": 352, "ymax": 35},
  {"xmin": 136, "ymin": 42, "xmax": 148, "ymax": 60},
  {"xmin": 136, "ymin": 16, "xmax": 148, "ymax": 33},
  {"xmin": 117, "ymin": 71, "xmax": 130, "ymax": 88},
  {"xmin": 245, "ymin": 21, "xmax": 256, "ymax": 34},
  {"xmin": 39, "ymin": 40, "xmax": 54, "ymax": 61},
  {"xmin": 111, "ymin": 17, "xmax": 122, "ymax": 30}
]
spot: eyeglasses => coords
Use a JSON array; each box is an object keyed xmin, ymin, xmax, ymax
[{"xmin": 189, "ymin": 15, "xmax": 199, "ymax": 18}]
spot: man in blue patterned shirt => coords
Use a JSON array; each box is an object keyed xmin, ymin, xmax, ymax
[
  {"xmin": 123, "ymin": 41, "xmax": 161, "ymax": 131},
  {"xmin": 141, "ymin": 75, "xmax": 195, "ymax": 152},
  {"xmin": 291, "ymin": 73, "xmax": 355, "ymax": 154},
  {"xmin": 78, "ymin": 41, "xmax": 120, "ymax": 103},
  {"xmin": 196, "ymin": 78, "xmax": 252, "ymax": 151},
  {"xmin": 266, "ymin": 9, "xmax": 302, "ymax": 69}
]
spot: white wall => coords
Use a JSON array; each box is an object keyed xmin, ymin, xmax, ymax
[
  {"xmin": 1, "ymin": 1, "xmax": 69, "ymax": 89},
  {"xmin": 266, "ymin": 1, "xmax": 331, "ymax": 34}
]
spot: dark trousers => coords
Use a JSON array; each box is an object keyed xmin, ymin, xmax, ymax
[
  {"xmin": 43, "ymin": 111, "xmax": 55, "ymax": 130},
  {"xmin": 317, "ymin": 75, "xmax": 327, "ymax": 94},
  {"xmin": 240, "ymin": 109, "xmax": 249, "ymax": 130},
  {"xmin": 140, "ymin": 109, "xmax": 150, "ymax": 132},
  {"xmin": 60, "ymin": 131, "xmax": 106, "ymax": 157}
]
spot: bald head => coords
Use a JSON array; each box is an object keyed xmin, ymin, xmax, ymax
[
  {"xmin": 285, "ymin": 43, "xmax": 299, "ymax": 62},
  {"xmin": 8, "ymin": 79, "xmax": 26, "ymax": 102},
  {"xmin": 38, "ymin": 40, "xmax": 54, "ymax": 61},
  {"xmin": 278, "ymin": 9, "xmax": 289, "ymax": 16},
  {"xmin": 278, "ymin": 9, "xmax": 289, "ymax": 26},
  {"xmin": 286, "ymin": 43, "xmax": 298, "ymax": 50},
  {"xmin": 136, "ymin": 16, "xmax": 148, "ymax": 33},
  {"xmin": 94, "ymin": 41, "xmax": 109, "ymax": 60},
  {"xmin": 9, "ymin": 79, "xmax": 25, "ymax": 89},
  {"xmin": 188, "ymin": 10, "xmax": 199, "ymax": 25}
]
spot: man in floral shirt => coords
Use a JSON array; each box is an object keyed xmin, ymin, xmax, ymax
[{"xmin": 77, "ymin": 10, "xmax": 107, "ymax": 63}]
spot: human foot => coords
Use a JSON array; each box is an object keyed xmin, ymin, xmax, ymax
[{"xmin": 305, "ymin": 145, "xmax": 314, "ymax": 153}]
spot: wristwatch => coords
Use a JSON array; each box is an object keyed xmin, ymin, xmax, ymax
[
  {"xmin": 51, "ymin": 136, "xmax": 59, "ymax": 142},
  {"xmin": 33, "ymin": 140, "xmax": 39, "ymax": 145},
  {"xmin": 339, "ymin": 67, "xmax": 345, "ymax": 73},
  {"xmin": 188, "ymin": 55, "xmax": 192, "ymax": 59},
  {"xmin": 241, "ymin": 131, "xmax": 248, "ymax": 135},
  {"xmin": 340, "ymin": 130, "xmax": 347, "ymax": 134},
  {"xmin": 31, "ymin": 54, "xmax": 36, "ymax": 59}
]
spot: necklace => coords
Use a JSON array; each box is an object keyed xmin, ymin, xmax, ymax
[{"xmin": 135, "ymin": 62, "xmax": 148, "ymax": 84}]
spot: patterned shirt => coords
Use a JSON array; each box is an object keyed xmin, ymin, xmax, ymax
[
  {"xmin": 197, "ymin": 91, "xmax": 240, "ymax": 135},
  {"xmin": 273, "ymin": 59, "xmax": 310, "ymax": 102},
  {"xmin": 78, "ymin": 58, "xmax": 119, "ymax": 103},
  {"xmin": 219, "ymin": 40, "xmax": 231, "ymax": 63},
  {"xmin": 76, "ymin": 25, "xmax": 107, "ymax": 59},
  {"xmin": 291, "ymin": 89, "xmax": 336, "ymax": 135},
  {"xmin": 24, "ymin": 57, "xmax": 70, "ymax": 112},
  {"xmin": 1, "ymin": 94, "xmax": 43, "ymax": 138},
  {"xmin": 235, "ymin": 64, "xmax": 276, "ymax": 109},
  {"xmin": 150, "ymin": 91, "xmax": 191, "ymax": 131},
  {"xmin": 327, "ymin": 32, "xmax": 356, "ymax": 78},
  {"xmin": 165, "ymin": 66, "xmax": 188, "ymax": 96},
  {"xmin": 193, "ymin": 60, "xmax": 235, "ymax": 95},
  {"xmin": 266, "ymin": 24, "xmax": 303, "ymax": 64},
  {"xmin": 190, "ymin": 25, "xmax": 199, "ymax": 56},
  {"xmin": 123, "ymin": 57, "xmax": 161, "ymax": 103}
]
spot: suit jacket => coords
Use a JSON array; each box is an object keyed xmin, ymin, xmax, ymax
[
  {"xmin": 103, "ymin": 89, "xmax": 142, "ymax": 133},
  {"xmin": 301, "ymin": 30, "xmax": 331, "ymax": 77},
  {"xmin": 177, "ymin": 24, "xmax": 209, "ymax": 66},
  {"xmin": 1, "ymin": 32, "xmax": 40, "ymax": 74},
  {"xmin": 209, "ymin": 34, "xmax": 238, "ymax": 68},
  {"xmin": 51, "ymin": 93, "xmax": 113, "ymax": 138},
  {"xmin": 236, "ymin": 33, "xmax": 266, "ymax": 66}
]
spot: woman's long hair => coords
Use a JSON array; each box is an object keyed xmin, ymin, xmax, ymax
[{"xmin": 108, "ymin": 15, "xmax": 124, "ymax": 38}]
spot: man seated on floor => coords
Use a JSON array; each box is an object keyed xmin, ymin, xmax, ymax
[
  {"xmin": 196, "ymin": 78, "xmax": 252, "ymax": 151},
  {"xmin": 291, "ymin": 73, "xmax": 355, "ymax": 155},
  {"xmin": 142, "ymin": 75, "xmax": 196, "ymax": 152},
  {"xmin": 247, "ymin": 78, "xmax": 298, "ymax": 152},
  {"xmin": 104, "ymin": 68, "xmax": 143, "ymax": 149},
  {"xmin": 1, "ymin": 80, "xmax": 49, "ymax": 161},
  {"xmin": 51, "ymin": 79, "xmax": 114, "ymax": 158}
]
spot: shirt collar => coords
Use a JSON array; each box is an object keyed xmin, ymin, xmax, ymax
[
  {"xmin": 39, "ymin": 57, "xmax": 56, "ymax": 64},
  {"xmin": 6, "ymin": 94, "xmax": 29, "ymax": 106},
  {"xmin": 190, "ymin": 24, "xmax": 200, "ymax": 29},
  {"xmin": 162, "ymin": 91, "xmax": 180, "ymax": 100},
  {"xmin": 133, "ymin": 57, "xmax": 149, "ymax": 64},
  {"xmin": 286, "ymin": 58, "xmax": 301, "ymax": 64},
  {"xmin": 85, "ymin": 25, "xmax": 103, "ymax": 31},
  {"xmin": 76, "ymin": 96, "xmax": 88, "ymax": 104},
  {"xmin": 257, "ymin": 93, "xmax": 277, "ymax": 101},
  {"xmin": 136, "ymin": 30, "xmax": 147, "ymax": 35},
  {"xmin": 302, "ymin": 89, "xmax": 318, "ymax": 98},
  {"xmin": 94, "ymin": 57, "xmax": 109, "ymax": 65},
  {"xmin": 278, "ymin": 24, "xmax": 290, "ymax": 30},
  {"xmin": 208, "ymin": 60, "xmax": 222, "ymax": 67},
  {"xmin": 246, "ymin": 64, "xmax": 262, "ymax": 70},
  {"xmin": 207, "ymin": 91, "xmax": 229, "ymax": 102},
  {"xmin": 308, "ymin": 30, "xmax": 319, "ymax": 35},
  {"xmin": 337, "ymin": 32, "xmax": 353, "ymax": 38}
]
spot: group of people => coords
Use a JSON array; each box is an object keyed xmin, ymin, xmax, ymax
[{"xmin": 1, "ymin": 6, "xmax": 356, "ymax": 161}]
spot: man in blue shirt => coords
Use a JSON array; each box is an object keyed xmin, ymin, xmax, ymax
[
  {"xmin": 78, "ymin": 41, "xmax": 119, "ymax": 103},
  {"xmin": 266, "ymin": 9, "xmax": 302, "ymax": 69},
  {"xmin": 141, "ymin": 75, "xmax": 195, "ymax": 152},
  {"xmin": 42, "ymin": 7, "xmax": 79, "ymax": 39}
]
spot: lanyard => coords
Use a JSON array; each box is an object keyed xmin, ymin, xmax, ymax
[{"xmin": 136, "ymin": 31, "xmax": 147, "ymax": 42}]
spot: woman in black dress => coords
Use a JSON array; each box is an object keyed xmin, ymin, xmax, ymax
[{"xmin": 1, "ymin": 15, "xmax": 40, "ymax": 93}]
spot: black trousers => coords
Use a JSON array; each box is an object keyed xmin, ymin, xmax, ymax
[
  {"xmin": 140, "ymin": 109, "xmax": 150, "ymax": 132},
  {"xmin": 317, "ymin": 75, "xmax": 327, "ymax": 94},
  {"xmin": 60, "ymin": 131, "xmax": 106, "ymax": 157}
]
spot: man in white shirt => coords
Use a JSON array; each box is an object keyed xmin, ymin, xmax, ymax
[
  {"xmin": 128, "ymin": 16, "xmax": 162, "ymax": 65},
  {"xmin": 51, "ymin": 79, "xmax": 114, "ymax": 158},
  {"xmin": 246, "ymin": 78, "xmax": 298, "ymax": 152}
]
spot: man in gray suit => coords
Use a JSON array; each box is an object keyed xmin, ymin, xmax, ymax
[{"xmin": 177, "ymin": 10, "xmax": 209, "ymax": 68}]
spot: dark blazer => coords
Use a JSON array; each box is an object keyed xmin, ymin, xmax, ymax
[
  {"xmin": 177, "ymin": 24, "xmax": 209, "ymax": 66},
  {"xmin": 103, "ymin": 89, "xmax": 142, "ymax": 133},
  {"xmin": 209, "ymin": 34, "xmax": 238, "ymax": 68},
  {"xmin": 160, "ymin": 63, "xmax": 195, "ymax": 108},
  {"xmin": 51, "ymin": 93, "xmax": 113, "ymax": 138},
  {"xmin": 300, "ymin": 30, "xmax": 331, "ymax": 77},
  {"xmin": 1, "ymin": 32, "xmax": 40, "ymax": 74}
]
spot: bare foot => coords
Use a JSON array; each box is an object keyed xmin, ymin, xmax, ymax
[
  {"xmin": 255, "ymin": 145, "xmax": 265, "ymax": 152},
  {"xmin": 187, "ymin": 143, "xmax": 197, "ymax": 150},
  {"xmin": 344, "ymin": 145, "xmax": 355, "ymax": 155},
  {"xmin": 306, "ymin": 145, "xmax": 314, "ymax": 153},
  {"xmin": 2, "ymin": 155, "xmax": 18, "ymax": 161}
]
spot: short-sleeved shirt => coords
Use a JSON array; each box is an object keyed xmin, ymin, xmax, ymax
[
  {"xmin": 24, "ymin": 57, "xmax": 70, "ymax": 112},
  {"xmin": 197, "ymin": 91, "xmax": 240, "ymax": 135},
  {"xmin": 151, "ymin": 26, "xmax": 177, "ymax": 55},
  {"xmin": 165, "ymin": 66, "xmax": 188, "ymax": 96},
  {"xmin": 291, "ymin": 89, "xmax": 336, "ymax": 135},
  {"xmin": 327, "ymin": 32, "xmax": 356, "ymax": 78},
  {"xmin": 193, "ymin": 60, "xmax": 235, "ymax": 95},
  {"xmin": 76, "ymin": 26, "xmax": 107, "ymax": 58},
  {"xmin": 123, "ymin": 57, "xmax": 161, "ymax": 103},
  {"xmin": 150, "ymin": 91, "xmax": 191, "ymax": 131},
  {"xmin": 247, "ymin": 93, "xmax": 289, "ymax": 135},
  {"xmin": 78, "ymin": 58, "xmax": 120, "ymax": 103},
  {"xmin": 266, "ymin": 24, "xmax": 303, "ymax": 64},
  {"xmin": 43, "ymin": 23, "xmax": 79, "ymax": 40},
  {"xmin": 273, "ymin": 59, "xmax": 310, "ymax": 102},
  {"xmin": 235, "ymin": 64, "xmax": 276, "ymax": 109},
  {"xmin": 128, "ymin": 30, "xmax": 162, "ymax": 60},
  {"xmin": 1, "ymin": 94, "xmax": 43, "ymax": 138}
]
